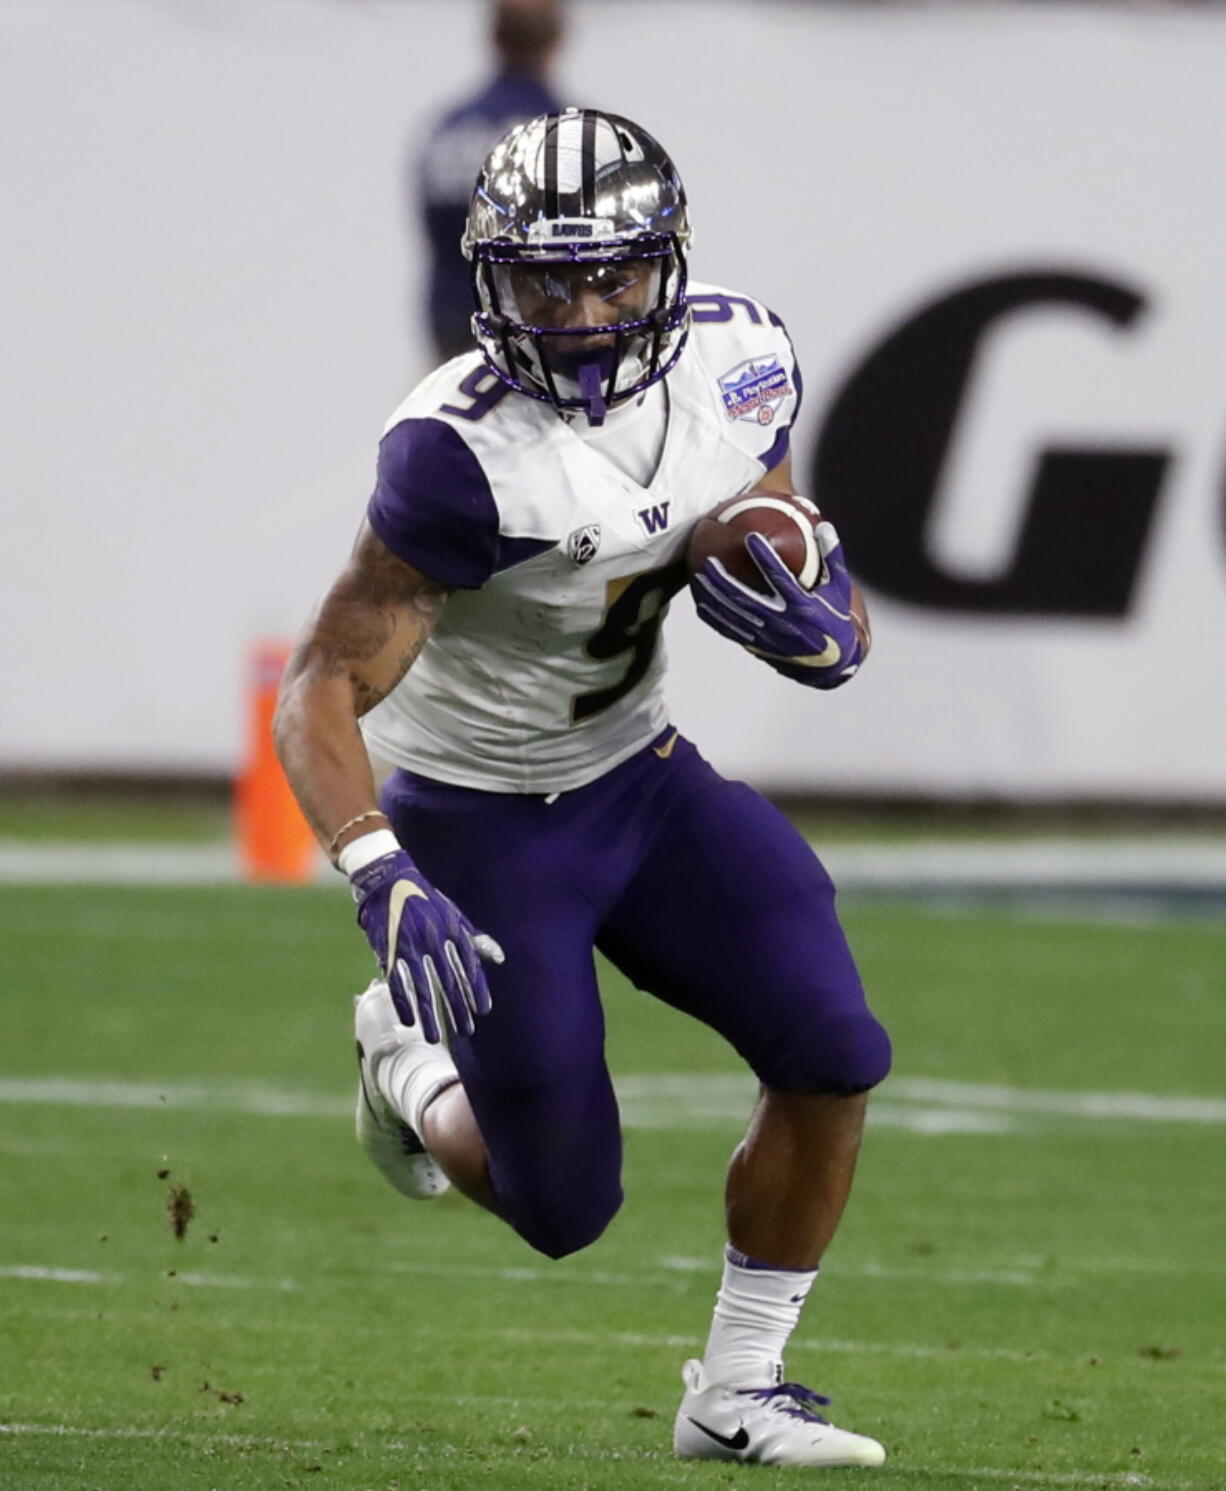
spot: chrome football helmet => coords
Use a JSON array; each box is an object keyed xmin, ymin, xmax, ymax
[{"xmin": 462, "ymin": 108, "xmax": 692, "ymax": 424}]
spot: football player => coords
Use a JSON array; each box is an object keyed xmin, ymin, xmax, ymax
[{"xmin": 276, "ymin": 108, "xmax": 890, "ymax": 1468}]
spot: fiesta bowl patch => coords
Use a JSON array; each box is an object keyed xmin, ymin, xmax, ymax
[{"xmin": 718, "ymin": 357, "xmax": 793, "ymax": 425}]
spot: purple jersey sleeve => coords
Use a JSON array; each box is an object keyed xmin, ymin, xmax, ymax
[
  {"xmin": 758, "ymin": 309, "xmax": 803, "ymax": 474},
  {"xmin": 367, "ymin": 419, "xmax": 500, "ymax": 590},
  {"xmin": 759, "ymin": 349, "xmax": 803, "ymax": 474}
]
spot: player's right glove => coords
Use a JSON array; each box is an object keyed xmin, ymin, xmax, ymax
[
  {"xmin": 347, "ymin": 843, "xmax": 504, "ymax": 1043},
  {"xmin": 692, "ymin": 521, "xmax": 865, "ymax": 690}
]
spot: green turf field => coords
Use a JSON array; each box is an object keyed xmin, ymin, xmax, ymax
[{"xmin": 2, "ymin": 882, "xmax": 1223, "ymax": 1490}]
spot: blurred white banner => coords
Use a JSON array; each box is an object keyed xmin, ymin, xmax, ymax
[{"xmin": 2, "ymin": 0, "xmax": 1224, "ymax": 799}]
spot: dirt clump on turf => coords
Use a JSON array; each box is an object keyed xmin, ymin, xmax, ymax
[{"xmin": 166, "ymin": 1181, "xmax": 195, "ymax": 1240}]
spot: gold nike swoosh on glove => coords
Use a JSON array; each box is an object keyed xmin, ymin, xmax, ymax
[
  {"xmin": 653, "ymin": 729, "xmax": 680, "ymax": 759},
  {"xmin": 746, "ymin": 638, "xmax": 842, "ymax": 668},
  {"xmin": 386, "ymin": 878, "xmax": 430, "ymax": 962}
]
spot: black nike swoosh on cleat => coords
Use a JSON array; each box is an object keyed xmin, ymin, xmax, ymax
[{"xmin": 686, "ymin": 1417, "xmax": 750, "ymax": 1452}]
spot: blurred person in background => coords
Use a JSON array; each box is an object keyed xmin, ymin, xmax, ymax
[
  {"xmin": 279, "ymin": 108, "xmax": 889, "ymax": 1468},
  {"xmin": 415, "ymin": 0, "xmax": 565, "ymax": 364}
]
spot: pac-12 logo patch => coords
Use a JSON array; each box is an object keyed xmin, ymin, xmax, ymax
[
  {"xmin": 718, "ymin": 357, "xmax": 793, "ymax": 426},
  {"xmin": 567, "ymin": 523, "xmax": 601, "ymax": 565}
]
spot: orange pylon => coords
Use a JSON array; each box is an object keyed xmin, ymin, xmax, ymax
[{"xmin": 235, "ymin": 640, "xmax": 319, "ymax": 884}]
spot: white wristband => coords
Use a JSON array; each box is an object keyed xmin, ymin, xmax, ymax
[{"xmin": 337, "ymin": 828, "xmax": 401, "ymax": 878}]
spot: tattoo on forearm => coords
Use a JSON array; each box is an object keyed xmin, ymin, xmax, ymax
[
  {"xmin": 287, "ymin": 529, "xmax": 448, "ymax": 716},
  {"xmin": 348, "ymin": 626, "xmax": 433, "ymax": 716}
]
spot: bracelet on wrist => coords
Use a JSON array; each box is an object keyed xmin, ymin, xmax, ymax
[{"xmin": 327, "ymin": 809, "xmax": 390, "ymax": 865}]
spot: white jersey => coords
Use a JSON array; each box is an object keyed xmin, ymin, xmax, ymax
[{"xmin": 360, "ymin": 282, "xmax": 802, "ymax": 793}]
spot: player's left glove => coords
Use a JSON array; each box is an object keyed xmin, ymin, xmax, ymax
[{"xmin": 691, "ymin": 521, "xmax": 865, "ymax": 689}]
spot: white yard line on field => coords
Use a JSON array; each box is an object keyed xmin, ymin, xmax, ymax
[
  {"xmin": 385, "ymin": 1259, "xmax": 690, "ymax": 1291},
  {"xmin": 473, "ymin": 1327, "xmax": 1226, "ymax": 1382},
  {"xmin": 0, "ymin": 1074, "xmax": 347, "ymax": 1117},
  {"xmin": 0, "ymin": 843, "xmax": 246, "ymax": 885},
  {"xmin": 0, "ymin": 1421, "xmax": 329, "ymax": 1451},
  {"xmin": 0, "ymin": 1258, "xmax": 1045, "ymax": 1298},
  {"xmin": 2, "ymin": 833, "xmax": 1226, "ymax": 899},
  {"xmin": 483, "ymin": 1325, "xmax": 1044, "ymax": 1363},
  {"xmin": 825, "ymin": 836, "xmax": 1226, "ymax": 892},
  {"xmin": 9, "ymin": 1249, "xmax": 1223, "ymax": 1306},
  {"xmin": 385, "ymin": 1256, "xmax": 1054, "ymax": 1291},
  {"xmin": 171, "ymin": 1270, "xmax": 302, "ymax": 1292},
  {"xmin": 0, "ymin": 1265, "xmax": 116, "ymax": 1285},
  {"xmin": 2, "ymin": 1073, "xmax": 1225, "ymax": 1140},
  {"xmin": 658, "ymin": 1254, "xmax": 1046, "ymax": 1289},
  {"xmin": 446, "ymin": 1252, "xmax": 1056, "ymax": 1292},
  {"xmin": 0, "ymin": 1264, "xmax": 299, "ymax": 1292},
  {"xmin": 887, "ymin": 1077, "xmax": 1226, "ymax": 1125},
  {"xmin": 615, "ymin": 1073, "xmax": 1226, "ymax": 1126}
]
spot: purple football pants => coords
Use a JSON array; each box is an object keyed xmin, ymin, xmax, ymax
[{"xmin": 379, "ymin": 728, "xmax": 891, "ymax": 1259}]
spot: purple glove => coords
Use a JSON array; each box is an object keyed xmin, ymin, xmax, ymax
[
  {"xmin": 350, "ymin": 849, "xmax": 503, "ymax": 1042},
  {"xmin": 691, "ymin": 521, "xmax": 865, "ymax": 690}
]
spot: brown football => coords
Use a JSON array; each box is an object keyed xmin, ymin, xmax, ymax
[{"xmin": 686, "ymin": 490, "xmax": 823, "ymax": 594}]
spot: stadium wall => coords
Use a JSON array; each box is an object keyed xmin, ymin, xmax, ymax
[{"xmin": 3, "ymin": 0, "xmax": 1225, "ymax": 802}]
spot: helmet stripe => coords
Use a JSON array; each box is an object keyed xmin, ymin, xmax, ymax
[
  {"xmin": 580, "ymin": 108, "xmax": 598, "ymax": 217},
  {"xmin": 543, "ymin": 113, "xmax": 561, "ymax": 219},
  {"xmin": 555, "ymin": 109, "xmax": 585, "ymax": 213}
]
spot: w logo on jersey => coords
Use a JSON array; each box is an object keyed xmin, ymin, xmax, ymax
[{"xmin": 636, "ymin": 502, "xmax": 671, "ymax": 536}]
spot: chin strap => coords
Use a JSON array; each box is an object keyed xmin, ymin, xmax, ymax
[{"xmin": 578, "ymin": 363, "xmax": 607, "ymax": 426}]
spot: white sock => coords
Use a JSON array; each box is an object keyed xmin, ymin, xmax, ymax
[
  {"xmin": 700, "ymin": 1246, "xmax": 818, "ymax": 1387},
  {"xmin": 376, "ymin": 1043, "xmax": 458, "ymax": 1138}
]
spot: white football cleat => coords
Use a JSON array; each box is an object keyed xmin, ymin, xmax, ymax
[
  {"xmin": 673, "ymin": 1358, "xmax": 886, "ymax": 1467},
  {"xmin": 354, "ymin": 980, "xmax": 451, "ymax": 1199}
]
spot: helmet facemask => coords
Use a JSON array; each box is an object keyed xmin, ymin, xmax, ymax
[{"xmin": 472, "ymin": 234, "xmax": 687, "ymax": 424}]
